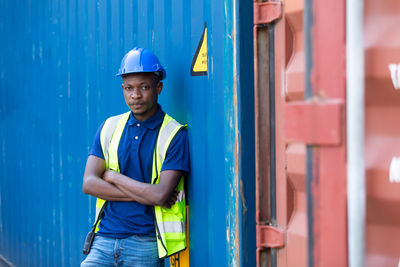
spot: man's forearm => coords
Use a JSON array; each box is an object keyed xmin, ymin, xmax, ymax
[
  {"xmin": 112, "ymin": 182, "xmax": 157, "ymax": 205},
  {"xmin": 82, "ymin": 174, "xmax": 134, "ymax": 201},
  {"xmin": 104, "ymin": 171, "xmax": 166, "ymax": 206}
]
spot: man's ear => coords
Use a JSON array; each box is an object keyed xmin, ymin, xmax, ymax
[{"xmin": 156, "ymin": 82, "xmax": 163, "ymax": 95}]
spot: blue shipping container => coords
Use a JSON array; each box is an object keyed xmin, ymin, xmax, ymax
[{"xmin": 0, "ymin": 1, "xmax": 255, "ymax": 266}]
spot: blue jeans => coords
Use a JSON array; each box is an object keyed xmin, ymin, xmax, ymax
[{"xmin": 81, "ymin": 235, "xmax": 163, "ymax": 267}]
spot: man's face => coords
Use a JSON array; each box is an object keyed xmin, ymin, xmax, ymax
[{"xmin": 121, "ymin": 73, "xmax": 163, "ymax": 121}]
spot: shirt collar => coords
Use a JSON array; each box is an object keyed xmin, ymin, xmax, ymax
[{"xmin": 127, "ymin": 104, "xmax": 165, "ymax": 129}]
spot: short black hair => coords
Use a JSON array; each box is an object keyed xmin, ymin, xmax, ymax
[
  {"xmin": 152, "ymin": 72, "xmax": 162, "ymax": 85},
  {"xmin": 121, "ymin": 72, "xmax": 161, "ymax": 86}
]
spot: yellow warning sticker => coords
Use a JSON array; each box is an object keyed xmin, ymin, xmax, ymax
[{"xmin": 191, "ymin": 23, "xmax": 207, "ymax": 76}]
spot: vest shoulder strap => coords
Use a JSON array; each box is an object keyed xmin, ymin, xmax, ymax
[
  {"xmin": 156, "ymin": 114, "xmax": 185, "ymax": 165},
  {"xmin": 100, "ymin": 112, "xmax": 130, "ymax": 168},
  {"xmin": 95, "ymin": 111, "xmax": 130, "ymax": 228}
]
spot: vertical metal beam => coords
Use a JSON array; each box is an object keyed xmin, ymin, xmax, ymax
[
  {"xmin": 268, "ymin": 24, "xmax": 277, "ymax": 267},
  {"xmin": 254, "ymin": 2, "xmax": 282, "ymax": 266},
  {"xmin": 304, "ymin": 0, "xmax": 314, "ymax": 266},
  {"xmin": 254, "ymin": 18, "xmax": 270, "ymax": 267},
  {"xmin": 346, "ymin": 0, "xmax": 365, "ymax": 266},
  {"xmin": 268, "ymin": 25, "xmax": 277, "ymax": 226}
]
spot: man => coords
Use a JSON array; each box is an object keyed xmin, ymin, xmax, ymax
[{"xmin": 81, "ymin": 47, "xmax": 189, "ymax": 266}]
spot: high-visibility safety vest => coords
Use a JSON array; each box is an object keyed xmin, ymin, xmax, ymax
[{"xmin": 92, "ymin": 111, "xmax": 187, "ymax": 258}]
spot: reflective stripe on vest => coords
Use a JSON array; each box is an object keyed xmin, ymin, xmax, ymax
[
  {"xmin": 157, "ymin": 221, "xmax": 185, "ymax": 234},
  {"xmin": 94, "ymin": 111, "xmax": 186, "ymax": 258}
]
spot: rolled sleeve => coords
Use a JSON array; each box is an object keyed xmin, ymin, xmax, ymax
[{"xmin": 88, "ymin": 122, "xmax": 105, "ymax": 160}]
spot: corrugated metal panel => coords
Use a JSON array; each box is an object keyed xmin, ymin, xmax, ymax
[
  {"xmin": 0, "ymin": 1, "xmax": 255, "ymax": 266},
  {"xmin": 364, "ymin": 0, "xmax": 400, "ymax": 266},
  {"xmin": 255, "ymin": 0, "xmax": 347, "ymax": 266}
]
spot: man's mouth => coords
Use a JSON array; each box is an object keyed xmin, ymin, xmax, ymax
[{"xmin": 131, "ymin": 103, "xmax": 143, "ymax": 108}]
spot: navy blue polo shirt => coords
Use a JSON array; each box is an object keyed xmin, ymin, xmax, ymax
[{"xmin": 89, "ymin": 105, "xmax": 189, "ymax": 238}]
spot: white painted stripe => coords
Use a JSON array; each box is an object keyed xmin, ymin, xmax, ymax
[
  {"xmin": 389, "ymin": 64, "xmax": 400, "ymax": 90},
  {"xmin": 0, "ymin": 255, "xmax": 14, "ymax": 267},
  {"xmin": 390, "ymin": 157, "xmax": 400, "ymax": 183}
]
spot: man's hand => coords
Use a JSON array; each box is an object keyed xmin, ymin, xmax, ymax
[
  {"xmin": 103, "ymin": 169, "xmax": 117, "ymax": 184},
  {"xmin": 164, "ymin": 190, "xmax": 179, "ymax": 208},
  {"xmin": 82, "ymin": 155, "xmax": 134, "ymax": 201}
]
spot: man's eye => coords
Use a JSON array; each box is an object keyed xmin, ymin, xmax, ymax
[
  {"xmin": 141, "ymin": 85, "xmax": 150, "ymax": 91},
  {"xmin": 125, "ymin": 87, "xmax": 132, "ymax": 90}
]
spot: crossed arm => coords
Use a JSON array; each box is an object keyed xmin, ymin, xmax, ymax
[{"xmin": 82, "ymin": 155, "xmax": 182, "ymax": 207}]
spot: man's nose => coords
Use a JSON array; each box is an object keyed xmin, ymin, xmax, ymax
[{"xmin": 131, "ymin": 88, "xmax": 142, "ymax": 99}]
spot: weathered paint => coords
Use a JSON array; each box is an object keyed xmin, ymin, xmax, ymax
[
  {"xmin": 254, "ymin": 0, "xmax": 309, "ymax": 265},
  {"xmin": 256, "ymin": 1, "xmax": 400, "ymax": 266},
  {"xmin": 256, "ymin": 0, "xmax": 347, "ymax": 266},
  {"xmin": 275, "ymin": 0, "xmax": 310, "ymax": 266},
  {"xmin": 0, "ymin": 1, "xmax": 255, "ymax": 266},
  {"xmin": 364, "ymin": 0, "xmax": 400, "ymax": 266},
  {"xmin": 310, "ymin": 0, "xmax": 348, "ymax": 265}
]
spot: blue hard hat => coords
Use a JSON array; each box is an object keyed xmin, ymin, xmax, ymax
[{"xmin": 116, "ymin": 47, "xmax": 166, "ymax": 79}]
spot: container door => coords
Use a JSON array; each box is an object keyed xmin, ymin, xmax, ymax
[
  {"xmin": 364, "ymin": 1, "xmax": 400, "ymax": 266},
  {"xmin": 254, "ymin": 1, "xmax": 308, "ymax": 266},
  {"xmin": 255, "ymin": 0, "xmax": 347, "ymax": 266}
]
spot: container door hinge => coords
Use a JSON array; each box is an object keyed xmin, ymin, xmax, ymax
[
  {"xmin": 254, "ymin": 1, "xmax": 282, "ymax": 25},
  {"xmin": 256, "ymin": 224, "xmax": 285, "ymax": 248}
]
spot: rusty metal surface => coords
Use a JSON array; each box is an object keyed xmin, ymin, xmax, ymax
[
  {"xmin": 254, "ymin": 1, "xmax": 274, "ymax": 265},
  {"xmin": 364, "ymin": 0, "xmax": 400, "ymax": 266},
  {"xmin": 256, "ymin": 0, "xmax": 400, "ymax": 266},
  {"xmin": 255, "ymin": 24, "xmax": 271, "ymax": 225},
  {"xmin": 255, "ymin": 24, "xmax": 274, "ymax": 266},
  {"xmin": 256, "ymin": 0, "xmax": 348, "ymax": 266}
]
